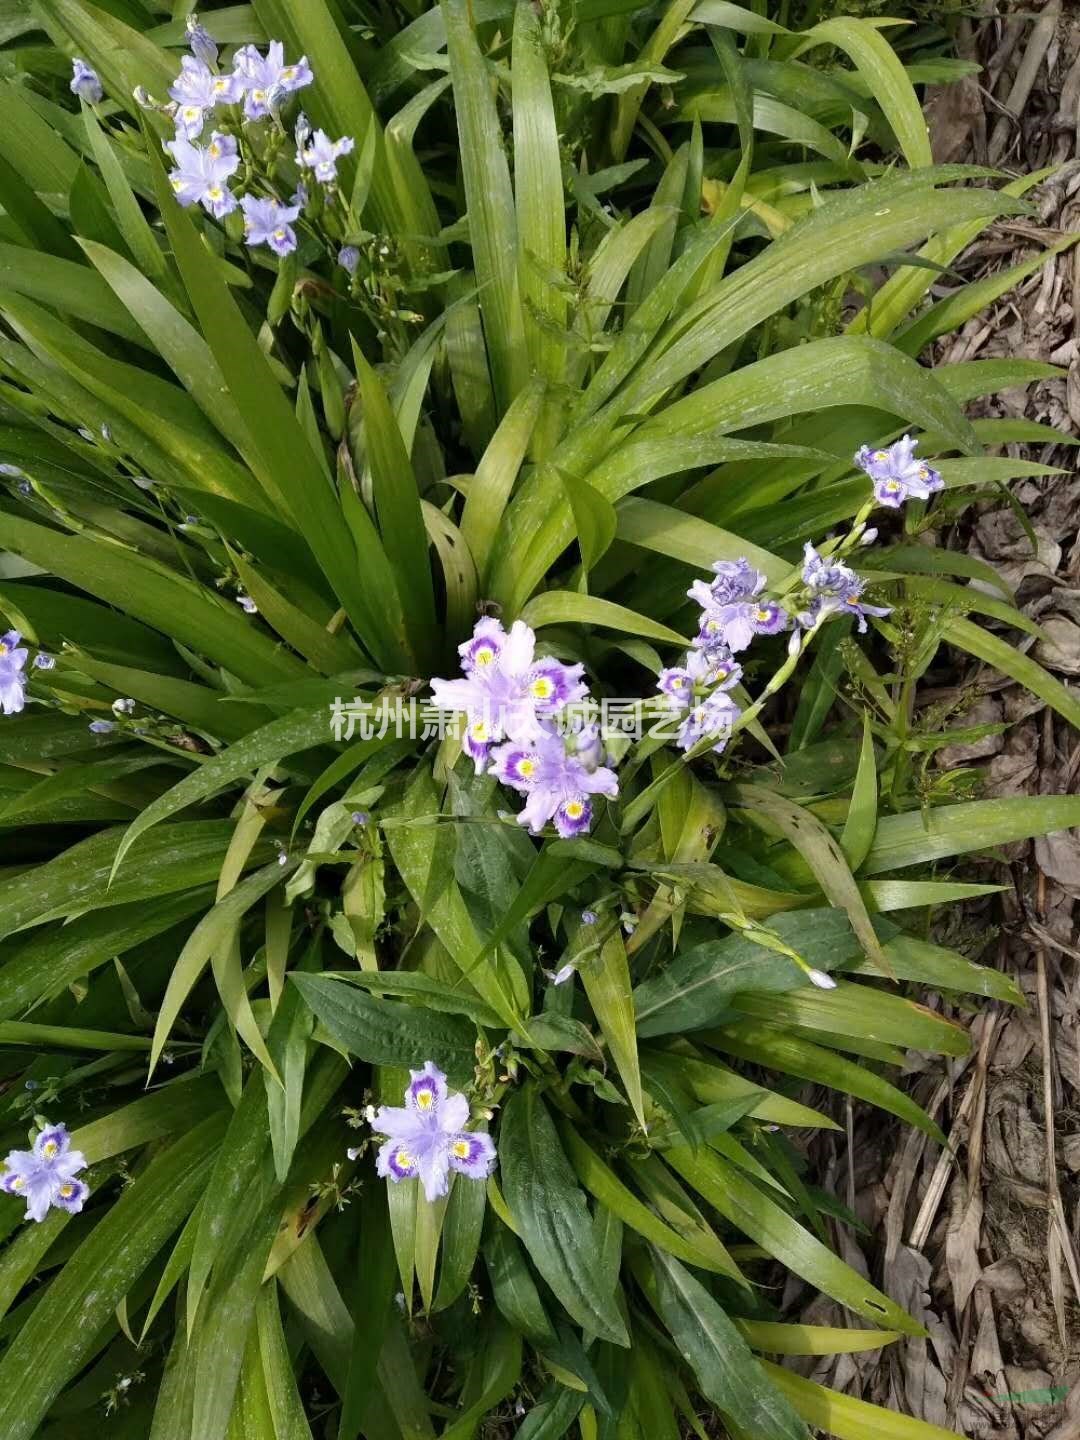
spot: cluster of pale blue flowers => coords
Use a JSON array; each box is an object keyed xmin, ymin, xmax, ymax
[
  {"xmin": 654, "ymin": 434, "xmax": 932, "ymax": 755},
  {"xmin": 431, "ymin": 618, "xmax": 619, "ymax": 839},
  {"xmin": 1, "ymin": 1122, "xmax": 89, "ymax": 1223},
  {"xmin": 371, "ymin": 1063, "xmax": 496, "ymax": 1202},
  {"xmin": 69, "ymin": 17, "xmax": 355, "ymax": 262}
]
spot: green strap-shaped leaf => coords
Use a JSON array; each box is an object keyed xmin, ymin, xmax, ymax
[
  {"xmin": 292, "ymin": 972, "xmax": 479, "ymax": 1080},
  {"xmin": 112, "ymin": 705, "xmax": 349, "ymax": 871},
  {"xmin": 794, "ymin": 17, "xmax": 932, "ymax": 168},
  {"xmin": 760, "ymin": 1361, "xmax": 963, "ymax": 1440},
  {"xmin": 706, "ymin": 1021, "xmax": 945, "ymax": 1140},
  {"xmin": 644, "ymin": 1248, "xmax": 808, "ymax": 1440},
  {"xmin": 0, "ymin": 510, "xmax": 302, "ymax": 690},
  {"xmin": 577, "ymin": 923, "xmax": 645, "ymax": 1128},
  {"xmin": 664, "ymin": 1145, "xmax": 921, "ymax": 1335},
  {"xmin": 840, "ymin": 715, "xmax": 878, "ymax": 870},
  {"xmin": 945, "ymin": 613, "xmax": 1080, "ymax": 734},
  {"xmin": 143, "ymin": 125, "xmax": 407, "ymax": 671},
  {"xmin": 442, "ymin": 0, "xmax": 528, "ymax": 414},
  {"xmin": 728, "ymin": 785, "xmax": 886, "ymax": 970},
  {"xmin": 512, "ymin": 1, "xmax": 566, "ymax": 456},
  {"xmin": 351, "ymin": 344, "xmax": 437, "ymax": 668},
  {"xmin": 863, "ymin": 793, "xmax": 1080, "ymax": 875},
  {"xmin": 633, "ymin": 908, "xmax": 859, "ymax": 1038},
  {"xmin": 150, "ymin": 859, "xmax": 287, "ymax": 1077},
  {"xmin": 499, "ymin": 1087, "xmax": 629, "ymax": 1346},
  {"xmin": 0, "ymin": 820, "xmax": 271, "ymax": 941},
  {"xmin": 559, "ymin": 1120, "xmax": 745, "ymax": 1280}
]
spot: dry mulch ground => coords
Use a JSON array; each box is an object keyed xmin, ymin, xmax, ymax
[{"xmin": 782, "ymin": 5, "xmax": 1080, "ymax": 1437}]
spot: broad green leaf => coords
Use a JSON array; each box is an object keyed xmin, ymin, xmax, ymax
[
  {"xmin": 578, "ymin": 923, "xmax": 644, "ymax": 1128},
  {"xmin": 460, "ymin": 378, "xmax": 544, "ymax": 582},
  {"xmin": 859, "ymin": 931, "xmax": 1022, "ymax": 1004},
  {"xmin": 384, "ymin": 764, "xmax": 526, "ymax": 1030},
  {"xmin": 665, "ymin": 1146, "xmax": 920, "ymax": 1334},
  {"xmin": 945, "ymin": 614, "xmax": 1080, "ymax": 734},
  {"xmin": 485, "ymin": 1219, "xmax": 557, "ymax": 1344},
  {"xmin": 795, "ymin": 18, "xmax": 932, "ymax": 168},
  {"xmin": 761, "ymin": 1362, "xmax": 963, "ymax": 1440},
  {"xmin": 740, "ymin": 1322, "xmax": 900, "ymax": 1355},
  {"xmin": 728, "ymin": 980, "xmax": 969, "ymax": 1057},
  {"xmin": 646, "ymin": 1249, "xmax": 808, "ymax": 1440},
  {"xmin": 81, "ymin": 107, "xmax": 167, "ymax": 282},
  {"xmin": 500, "ymin": 1086, "xmax": 629, "ymax": 1346},
  {"xmin": 145, "ymin": 131, "xmax": 405, "ymax": 671},
  {"xmin": 0, "ymin": 511, "xmax": 302, "ymax": 690},
  {"xmin": 560, "ymin": 469, "xmax": 618, "ymax": 574},
  {"xmin": 0, "ymin": 821, "xmax": 270, "ymax": 940},
  {"xmin": 433, "ymin": 1167, "xmax": 488, "ymax": 1311},
  {"xmin": 292, "ymin": 973, "xmax": 479, "ymax": 1080},
  {"xmin": 321, "ymin": 970, "xmax": 504, "ymax": 1029},
  {"xmin": 863, "ymin": 794, "xmax": 1080, "ymax": 875},
  {"xmin": 150, "ymin": 859, "xmax": 286, "ymax": 1076},
  {"xmin": 351, "ymin": 343, "xmax": 437, "ymax": 668},
  {"xmin": 633, "ymin": 908, "xmax": 859, "ymax": 1038},
  {"xmin": 728, "ymin": 785, "xmax": 886, "ymax": 969},
  {"xmin": 0, "ymin": 240, "xmax": 148, "ymax": 345},
  {"xmin": 840, "ymin": 716, "xmax": 877, "ymax": 869},
  {"xmin": 112, "ymin": 705, "xmax": 344, "ymax": 870},
  {"xmin": 559, "ymin": 1120, "xmax": 744, "ymax": 1280},
  {"xmin": 513, "ymin": 1, "xmax": 566, "ymax": 455},
  {"xmin": 708, "ymin": 1021, "xmax": 945, "ymax": 1139},
  {"xmin": 442, "ymin": 0, "xmax": 527, "ymax": 413}
]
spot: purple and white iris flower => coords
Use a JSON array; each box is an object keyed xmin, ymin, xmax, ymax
[
  {"xmin": 0, "ymin": 629, "xmax": 28, "ymax": 715},
  {"xmin": 430, "ymin": 617, "xmax": 587, "ymax": 770},
  {"xmin": 676, "ymin": 690, "xmax": 740, "ymax": 754},
  {"xmin": 1, "ymin": 1123, "xmax": 89, "ymax": 1223},
  {"xmin": 169, "ymin": 57, "xmax": 242, "ymax": 139},
  {"xmin": 799, "ymin": 543, "xmax": 891, "ymax": 633},
  {"xmin": 240, "ymin": 195, "xmax": 302, "ymax": 257},
  {"xmin": 232, "ymin": 42, "xmax": 313, "ymax": 121},
  {"xmin": 296, "ymin": 128, "xmax": 355, "ymax": 184},
  {"xmin": 657, "ymin": 646, "xmax": 742, "ymax": 710},
  {"xmin": 854, "ymin": 435, "xmax": 943, "ymax": 509},
  {"xmin": 372, "ymin": 1063, "xmax": 496, "ymax": 1202},
  {"xmin": 689, "ymin": 561, "xmax": 788, "ymax": 652},
  {"xmin": 70, "ymin": 58, "xmax": 103, "ymax": 104},
  {"xmin": 166, "ymin": 131, "xmax": 239, "ymax": 218},
  {"xmin": 490, "ymin": 729, "xmax": 618, "ymax": 837}
]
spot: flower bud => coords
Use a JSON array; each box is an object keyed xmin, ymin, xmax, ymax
[{"xmin": 185, "ymin": 14, "xmax": 219, "ymax": 68}]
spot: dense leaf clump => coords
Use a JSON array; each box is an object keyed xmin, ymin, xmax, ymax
[{"xmin": 0, "ymin": 3, "xmax": 1070, "ymax": 1438}]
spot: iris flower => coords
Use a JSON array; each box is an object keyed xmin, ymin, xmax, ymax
[
  {"xmin": 296, "ymin": 128, "xmax": 355, "ymax": 184},
  {"xmin": 166, "ymin": 131, "xmax": 239, "ymax": 218},
  {"xmin": 430, "ymin": 617, "xmax": 587, "ymax": 771},
  {"xmin": 1, "ymin": 1124, "xmax": 89, "ymax": 1223},
  {"xmin": 240, "ymin": 195, "xmax": 302, "ymax": 256},
  {"xmin": 854, "ymin": 435, "xmax": 943, "ymax": 508},
  {"xmin": 0, "ymin": 629, "xmax": 27, "ymax": 715},
  {"xmin": 233, "ymin": 42, "xmax": 313, "ymax": 120},
  {"xmin": 372, "ymin": 1063, "xmax": 496, "ymax": 1202},
  {"xmin": 490, "ymin": 729, "xmax": 618, "ymax": 837}
]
